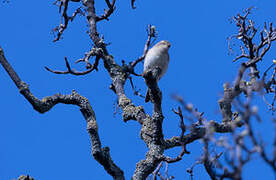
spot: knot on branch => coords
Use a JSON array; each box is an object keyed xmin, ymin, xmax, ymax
[
  {"xmin": 122, "ymin": 105, "xmax": 145, "ymax": 122},
  {"xmin": 75, "ymin": 47, "xmax": 103, "ymax": 70},
  {"xmin": 121, "ymin": 60, "xmax": 141, "ymax": 77},
  {"xmin": 19, "ymin": 81, "xmax": 30, "ymax": 93}
]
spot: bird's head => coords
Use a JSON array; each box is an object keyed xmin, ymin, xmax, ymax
[{"xmin": 155, "ymin": 40, "xmax": 171, "ymax": 50}]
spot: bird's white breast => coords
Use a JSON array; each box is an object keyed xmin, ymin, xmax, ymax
[{"xmin": 143, "ymin": 46, "xmax": 169, "ymax": 81}]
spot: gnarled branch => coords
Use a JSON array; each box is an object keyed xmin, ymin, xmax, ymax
[{"xmin": 0, "ymin": 47, "xmax": 125, "ymax": 180}]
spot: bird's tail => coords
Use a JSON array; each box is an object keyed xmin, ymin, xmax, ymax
[{"xmin": 145, "ymin": 88, "xmax": 150, "ymax": 103}]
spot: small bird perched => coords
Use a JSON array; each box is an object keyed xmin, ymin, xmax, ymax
[{"xmin": 143, "ymin": 40, "xmax": 171, "ymax": 102}]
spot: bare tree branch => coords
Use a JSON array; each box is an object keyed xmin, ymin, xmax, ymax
[
  {"xmin": 45, "ymin": 57, "xmax": 98, "ymax": 75},
  {"xmin": 53, "ymin": 0, "xmax": 84, "ymax": 42},
  {"xmin": 95, "ymin": 0, "xmax": 116, "ymax": 22},
  {"xmin": 0, "ymin": 47, "xmax": 125, "ymax": 180},
  {"xmin": 17, "ymin": 175, "xmax": 34, "ymax": 180},
  {"xmin": 2, "ymin": 3, "xmax": 276, "ymax": 180},
  {"xmin": 131, "ymin": 0, "xmax": 136, "ymax": 9},
  {"xmin": 45, "ymin": 46, "xmax": 102, "ymax": 75},
  {"xmin": 130, "ymin": 25, "xmax": 157, "ymax": 69}
]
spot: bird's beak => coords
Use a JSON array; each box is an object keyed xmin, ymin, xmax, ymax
[{"xmin": 167, "ymin": 42, "xmax": 171, "ymax": 48}]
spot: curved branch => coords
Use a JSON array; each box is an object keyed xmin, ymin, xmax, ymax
[
  {"xmin": 164, "ymin": 120, "xmax": 243, "ymax": 150},
  {"xmin": 0, "ymin": 48, "xmax": 125, "ymax": 180},
  {"xmin": 45, "ymin": 57, "xmax": 97, "ymax": 75},
  {"xmin": 95, "ymin": 0, "xmax": 116, "ymax": 22}
]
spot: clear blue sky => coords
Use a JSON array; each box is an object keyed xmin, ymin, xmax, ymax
[{"xmin": 1, "ymin": 0, "xmax": 276, "ymax": 179}]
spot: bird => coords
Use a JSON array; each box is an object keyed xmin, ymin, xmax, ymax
[{"xmin": 143, "ymin": 40, "xmax": 171, "ymax": 102}]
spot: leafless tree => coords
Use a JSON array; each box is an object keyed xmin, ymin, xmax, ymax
[{"xmin": 1, "ymin": 1, "xmax": 276, "ymax": 180}]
